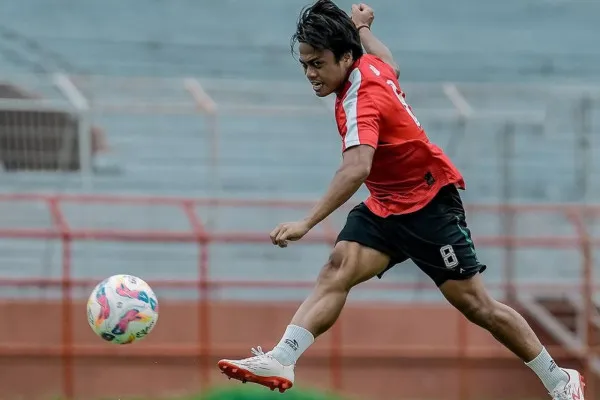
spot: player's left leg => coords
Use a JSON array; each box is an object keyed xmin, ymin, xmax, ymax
[{"xmin": 394, "ymin": 184, "xmax": 584, "ymax": 400}]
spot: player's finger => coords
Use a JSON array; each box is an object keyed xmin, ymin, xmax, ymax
[
  {"xmin": 270, "ymin": 225, "xmax": 282, "ymax": 244},
  {"xmin": 277, "ymin": 232, "xmax": 289, "ymax": 246},
  {"xmin": 275, "ymin": 227, "xmax": 288, "ymax": 244},
  {"xmin": 276, "ymin": 235, "xmax": 288, "ymax": 248}
]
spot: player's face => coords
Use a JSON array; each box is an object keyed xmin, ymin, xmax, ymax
[{"xmin": 298, "ymin": 43, "xmax": 353, "ymax": 97}]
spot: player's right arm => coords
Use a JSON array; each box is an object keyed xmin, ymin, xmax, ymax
[
  {"xmin": 269, "ymin": 72, "xmax": 380, "ymax": 248},
  {"xmin": 351, "ymin": 3, "xmax": 400, "ymax": 78}
]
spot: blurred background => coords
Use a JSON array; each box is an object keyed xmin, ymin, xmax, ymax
[{"xmin": 0, "ymin": 0, "xmax": 599, "ymax": 399}]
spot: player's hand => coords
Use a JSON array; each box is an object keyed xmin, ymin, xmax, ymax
[
  {"xmin": 270, "ymin": 220, "xmax": 311, "ymax": 248},
  {"xmin": 351, "ymin": 3, "xmax": 374, "ymax": 29}
]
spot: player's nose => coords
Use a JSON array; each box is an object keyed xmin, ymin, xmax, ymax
[{"xmin": 305, "ymin": 66, "xmax": 318, "ymax": 79}]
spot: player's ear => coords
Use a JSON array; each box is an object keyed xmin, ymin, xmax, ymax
[{"xmin": 341, "ymin": 52, "xmax": 352, "ymax": 66}]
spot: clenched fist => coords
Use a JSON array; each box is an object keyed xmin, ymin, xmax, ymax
[
  {"xmin": 351, "ymin": 3, "xmax": 374, "ymax": 29},
  {"xmin": 270, "ymin": 220, "xmax": 311, "ymax": 248}
]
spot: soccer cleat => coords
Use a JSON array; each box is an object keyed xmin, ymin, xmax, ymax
[
  {"xmin": 217, "ymin": 346, "xmax": 294, "ymax": 393},
  {"xmin": 550, "ymin": 369, "xmax": 585, "ymax": 400}
]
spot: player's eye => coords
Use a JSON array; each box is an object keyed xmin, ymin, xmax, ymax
[{"xmin": 313, "ymin": 61, "xmax": 323, "ymax": 68}]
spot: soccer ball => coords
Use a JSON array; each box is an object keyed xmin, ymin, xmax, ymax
[{"xmin": 86, "ymin": 274, "xmax": 159, "ymax": 344}]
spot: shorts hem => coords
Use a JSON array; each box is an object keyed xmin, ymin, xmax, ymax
[
  {"xmin": 434, "ymin": 264, "xmax": 487, "ymax": 287},
  {"xmin": 335, "ymin": 236, "xmax": 394, "ymax": 260},
  {"xmin": 334, "ymin": 236, "xmax": 397, "ymax": 275}
]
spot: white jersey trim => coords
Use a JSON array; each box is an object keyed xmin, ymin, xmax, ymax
[{"xmin": 342, "ymin": 68, "xmax": 362, "ymax": 149}]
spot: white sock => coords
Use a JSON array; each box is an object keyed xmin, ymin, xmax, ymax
[
  {"xmin": 525, "ymin": 347, "xmax": 569, "ymax": 392},
  {"xmin": 269, "ymin": 325, "xmax": 315, "ymax": 366}
]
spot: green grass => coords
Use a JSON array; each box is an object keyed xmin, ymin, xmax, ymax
[
  {"xmin": 54, "ymin": 386, "xmax": 550, "ymax": 400},
  {"xmin": 82, "ymin": 386, "xmax": 347, "ymax": 400},
  {"xmin": 199, "ymin": 386, "xmax": 347, "ymax": 400}
]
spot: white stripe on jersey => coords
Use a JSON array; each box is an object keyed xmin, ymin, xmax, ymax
[{"xmin": 342, "ymin": 68, "xmax": 362, "ymax": 149}]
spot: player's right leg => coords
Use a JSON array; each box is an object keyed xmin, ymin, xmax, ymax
[{"xmin": 217, "ymin": 204, "xmax": 394, "ymax": 392}]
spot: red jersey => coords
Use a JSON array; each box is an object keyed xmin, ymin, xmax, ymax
[{"xmin": 334, "ymin": 54, "xmax": 465, "ymax": 217}]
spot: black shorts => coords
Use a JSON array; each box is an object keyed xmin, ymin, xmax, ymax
[{"xmin": 336, "ymin": 184, "xmax": 486, "ymax": 287}]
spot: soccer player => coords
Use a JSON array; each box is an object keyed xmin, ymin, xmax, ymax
[{"xmin": 217, "ymin": 1, "xmax": 585, "ymax": 399}]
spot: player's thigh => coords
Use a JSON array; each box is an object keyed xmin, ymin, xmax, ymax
[
  {"xmin": 330, "ymin": 204, "xmax": 396, "ymax": 288},
  {"xmin": 390, "ymin": 185, "xmax": 487, "ymax": 287}
]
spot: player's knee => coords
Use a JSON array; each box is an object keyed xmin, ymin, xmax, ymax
[{"xmin": 316, "ymin": 245, "xmax": 358, "ymax": 291}]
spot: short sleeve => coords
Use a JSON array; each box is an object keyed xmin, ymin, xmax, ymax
[{"xmin": 340, "ymin": 68, "xmax": 380, "ymax": 151}]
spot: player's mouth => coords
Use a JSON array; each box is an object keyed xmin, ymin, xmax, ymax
[{"xmin": 311, "ymin": 82, "xmax": 323, "ymax": 92}]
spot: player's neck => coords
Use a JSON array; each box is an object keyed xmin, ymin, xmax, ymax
[{"xmin": 335, "ymin": 57, "xmax": 362, "ymax": 97}]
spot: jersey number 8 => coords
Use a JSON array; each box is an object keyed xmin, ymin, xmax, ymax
[{"xmin": 386, "ymin": 79, "xmax": 421, "ymax": 128}]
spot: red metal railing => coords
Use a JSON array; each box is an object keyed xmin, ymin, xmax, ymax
[{"xmin": 0, "ymin": 193, "xmax": 597, "ymax": 399}]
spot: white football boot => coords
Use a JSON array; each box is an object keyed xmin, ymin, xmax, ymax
[
  {"xmin": 550, "ymin": 369, "xmax": 585, "ymax": 400},
  {"xmin": 217, "ymin": 346, "xmax": 294, "ymax": 393}
]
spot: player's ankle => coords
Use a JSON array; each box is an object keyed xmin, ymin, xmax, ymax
[
  {"xmin": 270, "ymin": 325, "xmax": 315, "ymax": 366},
  {"xmin": 525, "ymin": 347, "xmax": 569, "ymax": 392}
]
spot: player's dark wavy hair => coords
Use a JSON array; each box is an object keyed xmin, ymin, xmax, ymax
[{"xmin": 291, "ymin": 0, "xmax": 364, "ymax": 62}]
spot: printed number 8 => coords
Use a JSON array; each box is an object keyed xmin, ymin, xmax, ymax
[
  {"xmin": 386, "ymin": 80, "xmax": 421, "ymax": 127},
  {"xmin": 440, "ymin": 245, "xmax": 458, "ymax": 269}
]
